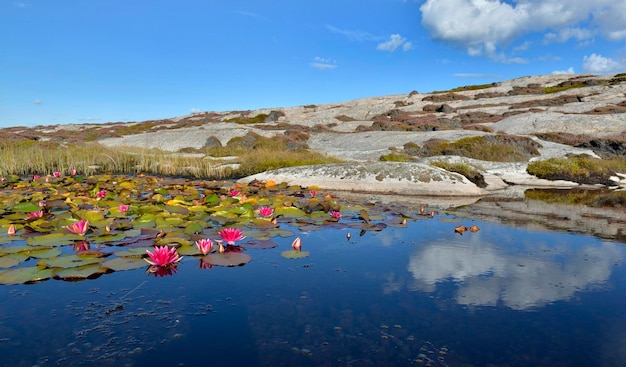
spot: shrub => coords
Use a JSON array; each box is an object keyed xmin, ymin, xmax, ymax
[
  {"xmin": 430, "ymin": 160, "xmax": 487, "ymax": 188},
  {"xmin": 413, "ymin": 135, "xmax": 541, "ymax": 162},
  {"xmin": 526, "ymin": 154, "xmax": 626, "ymax": 185},
  {"xmin": 379, "ymin": 153, "xmax": 411, "ymax": 162}
]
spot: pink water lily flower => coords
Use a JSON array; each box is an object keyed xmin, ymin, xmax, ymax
[
  {"xmin": 292, "ymin": 237, "xmax": 302, "ymax": 252},
  {"xmin": 96, "ymin": 189, "xmax": 107, "ymax": 199},
  {"xmin": 70, "ymin": 168, "xmax": 77, "ymax": 175},
  {"xmin": 33, "ymin": 175, "xmax": 41, "ymax": 180},
  {"xmin": 196, "ymin": 238, "xmax": 214, "ymax": 255},
  {"xmin": 330, "ymin": 210, "xmax": 342, "ymax": 219},
  {"xmin": 145, "ymin": 245, "xmax": 183, "ymax": 267},
  {"xmin": 219, "ymin": 227, "xmax": 246, "ymax": 245},
  {"xmin": 257, "ymin": 206, "xmax": 274, "ymax": 218},
  {"xmin": 229, "ymin": 189, "xmax": 239, "ymax": 197},
  {"xmin": 310, "ymin": 190, "xmax": 317, "ymax": 197},
  {"xmin": 53, "ymin": 171, "xmax": 61, "ymax": 178},
  {"xmin": 28, "ymin": 211, "xmax": 44, "ymax": 219},
  {"xmin": 118, "ymin": 204, "xmax": 130, "ymax": 213},
  {"xmin": 7, "ymin": 224, "xmax": 16, "ymax": 236},
  {"xmin": 65, "ymin": 220, "xmax": 89, "ymax": 236}
]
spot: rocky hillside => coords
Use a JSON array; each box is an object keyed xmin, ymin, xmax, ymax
[{"xmin": 3, "ymin": 72, "xmax": 626, "ymax": 194}]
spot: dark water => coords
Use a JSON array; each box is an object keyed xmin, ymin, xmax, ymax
[{"xmin": 1, "ymin": 216, "xmax": 626, "ymax": 367}]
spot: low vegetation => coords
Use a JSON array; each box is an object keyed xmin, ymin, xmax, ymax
[
  {"xmin": 224, "ymin": 113, "xmax": 269, "ymax": 124},
  {"xmin": 429, "ymin": 160, "xmax": 487, "ymax": 188},
  {"xmin": 0, "ymin": 137, "xmax": 342, "ymax": 180},
  {"xmin": 379, "ymin": 152, "xmax": 411, "ymax": 162},
  {"xmin": 526, "ymin": 154, "xmax": 626, "ymax": 185},
  {"xmin": 407, "ymin": 135, "xmax": 541, "ymax": 162}
]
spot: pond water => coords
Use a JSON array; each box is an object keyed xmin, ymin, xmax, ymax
[{"xmin": 2, "ymin": 213, "xmax": 625, "ymax": 367}]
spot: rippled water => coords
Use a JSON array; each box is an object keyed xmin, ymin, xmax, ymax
[{"xmin": 1, "ymin": 214, "xmax": 625, "ymax": 366}]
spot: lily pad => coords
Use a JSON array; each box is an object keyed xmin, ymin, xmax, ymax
[
  {"xmin": 12, "ymin": 202, "xmax": 42, "ymax": 213},
  {"xmin": 52, "ymin": 263, "xmax": 106, "ymax": 280},
  {"xmin": 89, "ymin": 233, "xmax": 128, "ymax": 244},
  {"xmin": 281, "ymin": 250, "xmax": 310, "ymax": 259},
  {"xmin": 202, "ymin": 252, "xmax": 252, "ymax": 267},
  {"xmin": 114, "ymin": 248, "xmax": 152, "ymax": 258},
  {"xmin": 101, "ymin": 257, "xmax": 147, "ymax": 271},
  {"xmin": 274, "ymin": 206, "xmax": 307, "ymax": 218},
  {"xmin": 0, "ymin": 256, "xmax": 20, "ymax": 268},
  {"xmin": 240, "ymin": 240, "xmax": 278, "ymax": 250},
  {"xmin": 0, "ymin": 266, "xmax": 54, "ymax": 284},
  {"xmin": 38, "ymin": 254, "xmax": 104, "ymax": 268},
  {"xmin": 27, "ymin": 233, "xmax": 84, "ymax": 247}
]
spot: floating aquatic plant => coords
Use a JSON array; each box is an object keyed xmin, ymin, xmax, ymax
[{"xmin": 0, "ymin": 174, "xmax": 415, "ymax": 285}]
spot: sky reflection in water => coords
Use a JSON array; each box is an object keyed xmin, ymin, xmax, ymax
[{"xmin": 1, "ymin": 216, "xmax": 625, "ymax": 367}]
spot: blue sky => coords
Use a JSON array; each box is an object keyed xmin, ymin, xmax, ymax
[{"xmin": 1, "ymin": 0, "xmax": 625, "ymax": 127}]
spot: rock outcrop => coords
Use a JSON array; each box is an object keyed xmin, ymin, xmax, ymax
[{"xmin": 5, "ymin": 72, "xmax": 626, "ymax": 196}]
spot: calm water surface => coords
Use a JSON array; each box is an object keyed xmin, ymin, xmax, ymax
[{"xmin": 1, "ymin": 215, "xmax": 625, "ymax": 367}]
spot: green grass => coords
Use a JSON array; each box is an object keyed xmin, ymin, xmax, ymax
[
  {"xmin": 527, "ymin": 154, "xmax": 626, "ymax": 185},
  {"xmin": 543, "ymin": 83, "xmax": 587, "ymax": 94},
  {"xmin": 0, "ymin": 137, "xmax": 343, "ymax": 179},
  {"xmin": 418, "ymin": 135, "xmax": 540, "ymax": 162},
  {"xmin": 224, "ymin": 114, "xmax": 269, "ymax": 124},
  {"xmin": 379, "ymin": 153, "xmax": 411, "ymax": 162}
]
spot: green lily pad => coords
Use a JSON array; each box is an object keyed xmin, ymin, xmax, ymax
[
  {"xmin": 0, "ymin": 266, "xmax": 54, "ymax": 284},
  {"xmin": 90, "ymin": 233, "xmax": 128, "ymax": 244},
  {"xmin": 26, "ymin": 248, "xmax": 63, "ymax": 259},
  {"xmin": 52, "ymin": 263, "xmax": 106, "ymax": 280},
  {"xmin": 12, "ymin": 202, "xmax": 42, "ymax": 213},
  {"xmin": 26, "ymin": 233, "xmax": 85, "ymax": 247},
  {"xmin": 114, "ymin": 248, "xmax": 152, "ymax": 258},
  {"xmin": 184, "ymin": 221, "xmax": 205, "ymax": 234},
  {"xmin": 177, "ymin": 245, "xmax": 202, "ymax": 256},
  {"xmin": 241, "ymin": 240, "xmax": 277, "ymax": 250},
  {"xmin": 38, "ymin": 254, "xmax": 104, "ymax": 268},
  {"xmin": 202, "ymin": 252, "xmax": 252, "ymax": 267},
  {"xmin": 155, "ymin": 237, "xmax": 190, "ymax": 247},
  {"xmin": 164, "ymin": 204, "xmax": 189, "ymax": 215},
  {"xmin": 281, "ymin": 250, "xmax": 310, "ymax": 259},
  {"xmin": 0, "ymin": 256, "xmax": 20, "ymax": 268},
  {"xmin": 274, "ymin": 207, "xmax": 307, "ymax": 218},
  {"xmin": 101, "ymin": 257, "xmax": 147, "ymax": 271}
]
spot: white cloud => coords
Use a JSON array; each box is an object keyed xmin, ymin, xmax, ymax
[
  {"xmin": 543, "ymin": 27, "xmax": 594, "ymax": 44},
  {"xmin": 376, "ymin": 34, "xmax": 413, "ymax": 52},
  {"xmin": 33, "ymin": 99, "xmax": 42, "ymax": 105},
  {"xmin": 190, "ymin": 108, "xmax": 202, "ymax": 113},
  {"xmin": 582, "ymin": 53, "xmax": 624, "ymax": 74},
  {"xmin": 325, "ymin": 24, "xmax": 379, "ymax": 42},
  {"xmin": 420, "ymin": 0, "xmax": 626, "ymax": 60},
  {"xmin": 310, "ymin": 56, "xmax": 337, "ymax": 70},
  {"xmin": 552, "ymin": 67, "xmax": 575, "ymax": 74}
]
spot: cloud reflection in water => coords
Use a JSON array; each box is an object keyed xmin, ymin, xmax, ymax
[{"xmin": 406, "ymin": 231, "xmax": 622, "ymax": 310}]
